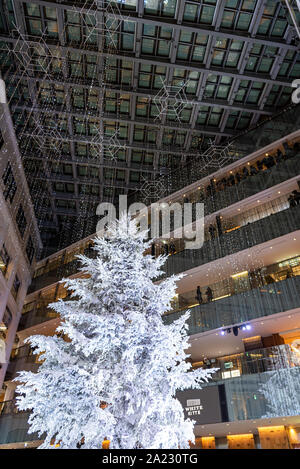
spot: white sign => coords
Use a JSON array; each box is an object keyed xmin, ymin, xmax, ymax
[{"xmin": 185, "ymin": 398, "xmax": 203, "ymax": 416}]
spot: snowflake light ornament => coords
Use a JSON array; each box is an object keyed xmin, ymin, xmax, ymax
[
  {"xmin": 90, "ymin": 124, "xmax": 105, "ymax": 149},
  {"xmin": 105, "ymin": 132, "xmax": 126, "ymax": 162},
  {"xmin": 152, "ymin": 78, "xmax": 190, "ymax": 122},
  {"xmin": 200, "ymin": 139, "xmax": 237, "ymax": 170},
  {"xmin": 139, "ymin": 176, "xmax": 166, "ymax": 204},
  {"xmin": 30, "ymin": 117, "xmax": 63, "ymax": 154},
  {"xmin": 11, "ymin": 28, "xmax": 53, "ymax": 78},
  {"xmin": 67, "ymin": 0, "xmax": 130, "ymax": 49}
]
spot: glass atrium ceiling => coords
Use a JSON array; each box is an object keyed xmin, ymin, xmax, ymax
[{"xmin": 0, "ymin": 0, "xmax": 299, "ymax": 253}]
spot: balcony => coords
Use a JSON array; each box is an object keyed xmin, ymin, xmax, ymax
[
  {"xmin": 176, "ymin": 343, "xmax": 300, "ymax": 424},
  {"xmin": 195, "ymin": 344, "xmax": 298, "ymax": 382},
  {"xmin": 163, "ymin": 205, "xmax": 300, "ymax": 277},
  {"xmin": 129, "ymin": 150, "xmax": 300, "ymax": 216},
  {"xmin": 163, "ymin": 276, "xmax": 300, "ymax": 335},
  {"xmin": 201, "ymin": 153, "xmax": 300, "ymax": 217},
  {"xmin": 189, "ymin": 344, "xmax": 300, "ymax": 422},
  {"xmin": 17, "ymin": 307, "xmax": 59, "ymax": 331},
  {"xmin": 5, "ymin": 345, "xmax": 41, "ymax": 381},
  {"xmin": 28, "ymin": 202, "xmax": 300, "ymax": 296},
  {"xmin": 0, "ymin": 401, "xmax": 40, "ymax": 445}
]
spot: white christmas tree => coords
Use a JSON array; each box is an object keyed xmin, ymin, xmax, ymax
[{"xmin": 15, "ymin": 215, "xmax": 217, "ymax": 449}]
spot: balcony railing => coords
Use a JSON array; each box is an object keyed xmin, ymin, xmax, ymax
[
  {"xmin": 129, "ymin": 150, "xmax": 300, "ymax": 215},
  {"xmin": 5, "ymin": 346, "xmax": 41, "ymax": 381},
  {"xmin": 200, "ymin": 152, "xmax": 300, "ymax": 217},
  {"xmin": 163, "ymin": 205, "xmax": 300, "ymax": 277},
  {"xmin": 193, "ymin": 343, "xmax": 300, "ymax": 422},
  {"xmin": 27, "ymin": 202, "xmax": 300, "ymax": 295},
  {"xmin": 197, "ymin": 344, "xmax": 298, "ymax": 382},
  {"xmin": 0, "ymin": 404, "xmax": 40, "ymax": 445},
  {"xmin": 199, "ymin": 365, "xmax": 300, "ymax": 423},
  {"xmin": 17, "ymin": 308, "xmax": 59, "ymax": 331},
  {"xmin": 163, "ymin": 276, "xmax": 300, "ymax": 335}
]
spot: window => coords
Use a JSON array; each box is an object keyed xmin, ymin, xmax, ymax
[
  {"xmin": 183, "ymin": 1, "xmax": 217, "ymax": 25},
  {"xmin": 11, "ymin": 274, "xmax": 21, "ymax": 301},
  {"xmin": 24, "ymin": 2, "xmax": 58, "ymax": 39},
  {"xmin": 55, "ymin": 199, "xmax": 76, "ymax": 210},
  {"xmin": 144, "ymin": 0, "xmax": 177, "ymax": 17},
  {"xmin": 26, "ymin": 236, "xmax": 35, "ymax": 264},
  {"xmin": 138, "ymin": 64, "xmax": 166, "ymax": 89},
  {"xmin": 2, "ymin": 162, "xmax": 17, "ymax": 203},
  {"xmin": 0, "ymin": 244, "xmax": 10, "ymax": 276},
  {"xmin": 2, "ymin": 307, "xmax": 12, "ymax": 329},
  {"xmin": 141, "ymin": 25, "xmax": 173, "ymax": 57},
  {"xmin": 16, "ymin": 205, "xmax": 27, "ymax": 238},
  {"xmin": 204, "ymin": 74, "xmax": 233, "ymax": 100}
]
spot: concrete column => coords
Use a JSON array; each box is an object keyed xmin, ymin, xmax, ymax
[{"xmin": 3, "ymin": 381, "xmax": 17, "ymax": 401}]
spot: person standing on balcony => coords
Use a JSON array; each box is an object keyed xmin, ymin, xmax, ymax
[
  {"xmin": 288, "ymin": 194, "xmax": 297, "ymax": 208},
  {"xmin": 208, "ymin": 224, "xmax": 216, "ymax": 240},
  {"xmin": 292, "ymin": 190, "xmax": 300, "ymax": 205},
  {"xmin": 196, "ymin": 286, "xmax": 203, "ymax": 305},
  {"xmin": 169, "ymin": 242, "xmax": 176, "ymax": 255},
  {"xmin": 216, "ymin": 215, "xmax": 223, "ymax": 237},
  {"xmin": 151, "ymin": 243, "xmax": 155, "ymax": 257},
  {"xmin": 250, "ymin": 165, "xmax": 258, "ymax": 176},
  {"xmin": 242, "ymin": 166, "xmax": 249, "ymax": 178},
  {"xmin": 206, "ymin": 287, "xmax": 213, "ymax": 302}
]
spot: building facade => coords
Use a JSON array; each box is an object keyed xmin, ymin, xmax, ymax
[{"xmin": 0, "ymin": 79, "xmax": 42, "ymax": 394}]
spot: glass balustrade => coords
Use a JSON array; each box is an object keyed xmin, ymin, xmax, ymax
[
  {"xmin": 163, "ymin": 205, "xmax": 300, "ymax": 277},
  {"xmin": 164, "ymin": 276, "xmax": 300, "ymax": 335}
]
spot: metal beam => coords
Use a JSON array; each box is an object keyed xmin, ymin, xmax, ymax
[
  {"xmin": 13, "ymin": 99, "xmax": 236, "ymax": 134},
  {"xmin": 0, "ymin": 35, "xmax": 295, "ymax": 88},
  {"xmin": 7, "ymin": 73, "xmax": 275, "ymax": 116},
  {"xmin": 20, "ymin": 130, "xmax": 238, "ymax": 157},
  {"xmin": 283, "ymin": 0, "xmax": 300, "ymax": 39},
  {"xmin": 23, "ymin": 152, "xmax": 161, "ymax": 174},
  {"xmin": 14, "ymin": 0, "xmax": 299, "ymax": 51}
]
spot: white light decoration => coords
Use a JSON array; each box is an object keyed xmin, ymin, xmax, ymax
[
  {"xmin": 139, "ymin": 175, "xmax": 167, "ymax": 203},
  {"xmin": 199, "ymin": 139, "xmax": 238, "ymax": 170},
  {"xmin": 66, "ymin": 0, "xmax": 131, "ymax": 49},
  {"xmin": 11, "ymin": 28, "xmax": 53, "ymax": 79},
  {"xmin": 152, "ymin": 78, "xmax": 190, "ymax": 122}
]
